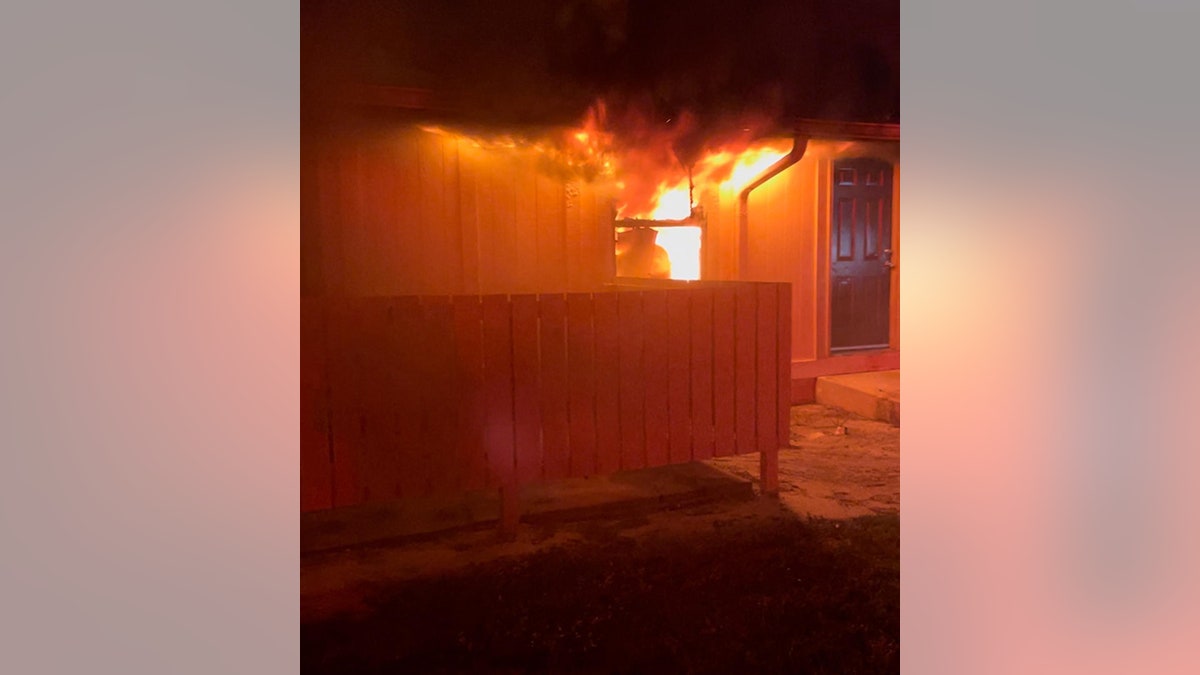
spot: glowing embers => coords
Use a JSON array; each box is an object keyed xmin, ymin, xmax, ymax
[{"xmin": 615, "ymin": 222, "xmax": 703, "ymax": 281}]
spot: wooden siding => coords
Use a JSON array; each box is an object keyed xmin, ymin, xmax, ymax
[{"xmin": 303, "ymin": 123, "xmax": 615, "ymax": 297}]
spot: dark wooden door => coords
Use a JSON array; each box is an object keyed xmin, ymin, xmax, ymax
[{"xmin": 830, "ymin": 158, "xmax": 893, "ymax": 352}]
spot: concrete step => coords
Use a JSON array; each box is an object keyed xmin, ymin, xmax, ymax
[{"xmin": 814, "ymin": 369, "xmax": 900, "ymax": 425}]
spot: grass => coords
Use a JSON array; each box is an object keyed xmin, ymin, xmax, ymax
[{"xmin": 302, "ymin": 511, "xmax": 899, "ymax": 674}]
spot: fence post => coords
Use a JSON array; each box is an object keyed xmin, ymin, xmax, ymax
[
  {"xmin": 760, "ymin": 446, "xmax": 779, "ymax": 495},
  {"xmin": 500, "ymin": 482, "xmax": 520, "ymax": 538}
]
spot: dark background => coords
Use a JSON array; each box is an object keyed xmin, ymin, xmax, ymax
[{"xmin": 302, "ymin": 0, "xmax": 899, "ymax": 130}]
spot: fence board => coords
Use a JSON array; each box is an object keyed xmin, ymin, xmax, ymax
[
  {"xmin": 482, "ymin": 295, "xmax": 516, "ymax": 489},
  {"xmin": 690, "ymin": 288, "xmax": 715, "ymax": 461},
  {"xmin": 511, "ymin": 294, "xmax": 542, "ymax": 485},
  {"xmin": 734, "ymin": 285, "xmax": 758, "ymax": 456},
  {"xmin": 618, "ymin": 291, "xmax": 646, "ymax": 470},
  {"xmin": 303, "ymin": 283, "xmax": 792, "ymax": 514},
  {"xmin": 756, "ymin": 283, "xmax": 779, "ymax": 451},
  {"xmin": 300, "ymin": 300, "xmax": 332, "ymax": 511},
  {"xmin": 348, "ymin": 298, "xmax": 390, "ymax": 503},
  {"xmin": 326, "ymin": 300, "xmax": 362, "ymax": 506},
  {"xmin": 593, "ymin": 292, "xmax": 622, "ymax": 475},
  {"xmin": 566, "ymin": 293, "xmax": 597, "ymax": 477},
  {"xmin": 388, "ymin": 296, "xmax": 426, "ymax": 501},
  {"xmin": 453, "ymin": 296, "xmax": 487, "ymax": 490},
  {"xmin": 666, "ymin": 292, "xmax": 692, "ymax": 465},
  {"xmin": 777, "ymin": 283, "xmax": 792, "ymax": 446},
  {"xmin": 712, "ymin": 288, "xmax": 737, "ymax": 457},
  {"xmin": 539, "ymin": 294, "xmax": 571, "ymax": 480},
  {"xmin": 755, "ymin": 284, "xmax": 779, "ymax": 491},
  {"xmin": 642, "ymin": 290, "xmax": 670, "ymax": 467},
  {"xmin": 420, "ymin": 296, "xmax": 459, "ymax": 496}
]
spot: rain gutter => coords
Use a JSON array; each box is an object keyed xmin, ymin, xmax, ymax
[{"xmin": 737, "ymin": 134, "xmax": 809, "ymax": 276}]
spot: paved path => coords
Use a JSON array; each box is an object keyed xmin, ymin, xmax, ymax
[{"xmin": 708, "ymin": 403, "xmax": 900, "ymax": 518}]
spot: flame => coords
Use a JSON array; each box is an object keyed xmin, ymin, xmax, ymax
[
  {"xmin": 723, "ymin": 144, "xmax": 794, "ymax": 189},
  {"xmin": 653, "ymin": 226, "xmax": 702, "ymax": 280},
  {"xmin": 417, "ymin": 104, "xmax": 793, "ymax": 283},
  {"xmin": 419, "ymin": 105, "xmax": 790, "ymax": 225},
  {"xmin": 417, "ymin": 105, "xmax": 614, "ymax": 180},
  {"xmin": 614, "ymin": 224, "xmax": 703, "ymax": 281},
  {"xmin": 617, "ymin": 140, "xmax": 791, "ymax": 220},
  {"xmin": 646, "ymin": 182, "xmax": 692, "ymax": 220}
]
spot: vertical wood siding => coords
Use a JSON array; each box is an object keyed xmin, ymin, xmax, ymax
[{"xmin": 304, "ymin": 124, "xmax": 614, "ymax": 297}]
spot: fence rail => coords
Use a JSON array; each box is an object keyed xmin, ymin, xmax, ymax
[{"xmin": 301, "ymin": 283, "xmax": 791, "ymax": 518}]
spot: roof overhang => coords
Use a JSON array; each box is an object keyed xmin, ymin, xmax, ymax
[
  {"xmin": 315, "ymin": 84, "xmax": 901, "ymax": 142},
  {"xmin": 790, "ymin": 118, "xmax": 899, "ymax": 142}
]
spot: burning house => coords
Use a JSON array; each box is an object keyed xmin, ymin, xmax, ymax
[{"xmin": 301, "ymin": 0, "xmax": 898, "ymax": 519}]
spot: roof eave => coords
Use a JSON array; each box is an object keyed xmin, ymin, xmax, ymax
[{"xmin": 791, "ymin": 118, "xmax": 899, "ymax": 141}]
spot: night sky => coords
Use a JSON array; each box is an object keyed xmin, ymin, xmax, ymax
[{"xmin": 303, "ymin": 0, "xmax": 898, "ymax": 130}]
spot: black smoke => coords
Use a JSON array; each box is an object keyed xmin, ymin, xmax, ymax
[{"xmin": 302, "ymin": 0, "xmax": 898, "ymax": 129}]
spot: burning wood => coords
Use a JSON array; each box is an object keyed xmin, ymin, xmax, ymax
[
  {"xmin": 416, "ymin": 102, "xmax": 795, "ymax": 281},
  {"xmin": 615, "ymin": 140, "xmax": 791, "ymax": 221}
]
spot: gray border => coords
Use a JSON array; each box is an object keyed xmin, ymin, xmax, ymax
[
  {"xmin": 0, "ymin": 2, "xmax": 297, "ymax": 673},
  {"xmin": 904, "ymin": 0, "xmax": 1200, "ymax": 672}
]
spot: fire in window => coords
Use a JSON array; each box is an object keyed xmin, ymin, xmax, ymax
[{"xmin": 614, "ymin": 211, "xmax": 705, "ymax": 281}]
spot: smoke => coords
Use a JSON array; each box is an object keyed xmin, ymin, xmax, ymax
[
  {"xmin": 596, "ymin": 97, "xmax": 786, "ymax": 218},
  {"xmin": 304, "ymin": 0, "xmax": 898, "ymax": 127}
]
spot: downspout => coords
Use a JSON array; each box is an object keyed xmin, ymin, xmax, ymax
[{"xmin": 737, "ymin": 135, "xmax": 809, "ymax": 277}]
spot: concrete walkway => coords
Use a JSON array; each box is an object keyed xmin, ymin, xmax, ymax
[
  {"xmin": 706, "ymin": 404, "xmax": 899, "ymax": 519},
  {"xmin": 815, "ymin": 369, "xmax": 900, "ymax": 425}
]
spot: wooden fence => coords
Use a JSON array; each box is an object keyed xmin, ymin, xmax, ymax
[{"xmin": 301, "ymin": 282, "xmax": 791, "ymax": 523}]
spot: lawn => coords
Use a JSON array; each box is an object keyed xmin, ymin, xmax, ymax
[{"xmin": 302, "ymin": 509, "xmax": 899, "ymax": 674}]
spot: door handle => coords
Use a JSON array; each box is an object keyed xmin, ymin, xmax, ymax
[{"xmin": 882, "ymin": 249, "xmax": 896, "ymax": 269}]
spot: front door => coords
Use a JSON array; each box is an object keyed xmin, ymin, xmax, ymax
[{"xmin": 830, "ymin": 158, "xmax": 893, "ymax": 352}]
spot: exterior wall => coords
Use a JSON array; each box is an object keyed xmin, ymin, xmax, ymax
[
  {"xmin": 302, "ymin": 119, "xmax": 616, "ymax": 298},
  {"xmin": 703, "ymin": 139, "xmax": 900, "ymax": 402},
  {"xmin": 302, "ymin": 116, "xmax": 899, "ymax": 404}
]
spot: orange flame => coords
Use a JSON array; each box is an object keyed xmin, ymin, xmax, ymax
[
  {"xmin": 644, "ymin": 183, "xmax": 692, "ymax": 220},
  {"xmin": 416, "ymin": 103, "xmax": 792, "ymax": 282},
  {"xmin": 618, "ymin": 140, "xmax": 792, "ymax": 220},
  {"xmin": 653, "ymin": 226, "xmax": 702, "ymax": 280},
  {"xmin": 418, "ymin": 105, "xmax": 614, "ymax": 180}
]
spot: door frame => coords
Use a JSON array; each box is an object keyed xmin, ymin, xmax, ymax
[{"xmin": 815, "ymin": 147, "xmax": 900, "ymax": 359}]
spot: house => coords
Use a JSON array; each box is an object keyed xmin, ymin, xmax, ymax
[
  {"xmin": 302, "ymin": 87, "xmax": 898, "ymax": 402},
  {"xmin": 299, "ymin": 86, "xmax": 896, "ymax": 521}
]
